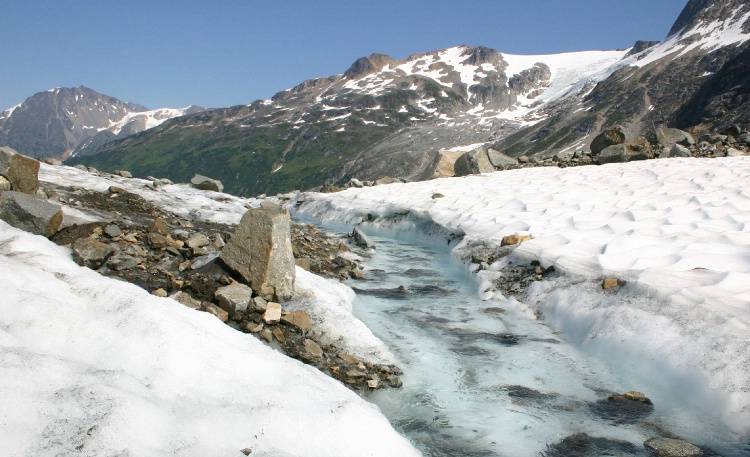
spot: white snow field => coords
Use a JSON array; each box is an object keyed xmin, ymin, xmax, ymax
[
  {"xmin": 296, "ymin": 157, "xmax": 750, "ymax": 435},
  {"xmin": 0, "ymin": 167, "xmax": 419, "ymax": 456}
]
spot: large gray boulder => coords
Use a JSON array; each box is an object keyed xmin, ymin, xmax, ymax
[
  {"xmin": 665, "ymin": 143, "xmax": 692, "ymax": 158},
  {"xmin": 590, "ymin": 126, "xmax": 627, "ymax": 155},
  {"xmin": 429, "ymin": 150, "xmax": 464, "ymax": 179},
  {"xmin": 454, "ymin": 148, "xmax": 495, "ymax": 176},
  {"xmin": 190, "ymin": 174, "xmax": 224, "ymax": 192},
  {"xmin": 655, "ymin": 127, "xmax": 695, "ymax": 149},
  {"xmin": 219, "ymin": 207, "xmax": 295, "ymax": 301},
  {"xmin": 0, "ymin": 191, "xmax": 63, "ymax": 236},
  {"xmin": 352, "ymin": 227, "xmax": 375, "ymax": 249},
  {"xmin": 0, "ymin": 147, "xmax": 40, "ymax": 194},
  {"xmin": 486, "ymin": 148, "xmax": 518, "ymax": 168},
  {"xmin": 215, "ymin": 283, "xmax": 252, "ymax": 316},
  {"xmin": 597, "ymin": 139, "xmax": 653, "ymax": 164}
]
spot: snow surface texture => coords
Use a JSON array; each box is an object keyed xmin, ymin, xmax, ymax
[
  {"xmin": 0, "ymin": 221, "xmax": 419, "ymax": 457},
  {"xmin": 296, "ymin": 157, "xmax": 750, "ymax": 433}
]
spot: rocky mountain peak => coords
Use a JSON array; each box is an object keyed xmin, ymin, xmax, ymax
[
  {"xmin": 460, "ymin": 46, "xmax": 505, "ymax": 67},
  {"xmin": 668, "ymin": 0, "xmax": 750, "ymax": 38},
  {"xmin": 343, "ymin": 53, "xmax": 397, "ymax": 78}
]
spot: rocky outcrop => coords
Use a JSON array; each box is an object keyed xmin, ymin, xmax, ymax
[
  {"xmin": 0, "ymin": 147, "xmax": 40, "ymax": 194},
  {"xmin": 220, "ymin": 207, "xmax": 296, "ymax": 301},
  {"xmin": 0, "ymin": 191, "xmax": 62, "ymax": 236}
]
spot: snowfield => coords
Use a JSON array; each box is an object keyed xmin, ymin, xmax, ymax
[
  {"xmin": 0, "ymin": 166, "xmax": 418, "ymax": 456},
  {"xmin": 296, "ymin": 157, "xmax": 750, "ymax": 434}
]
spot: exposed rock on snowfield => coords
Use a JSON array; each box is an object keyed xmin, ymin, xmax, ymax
[
  {"xmin": 0, "ymin": 190, "xmax": 63, "ymax": 236},
  {"xmin": 191, "ymin": 173, "xmax": 224, "ymax": 192},
  {"xmin": 220, "ymin": 207, "xmax": 296, "ymax": 301},
  {"xmin": 0, "ymin": 146, "xmax": 40, "ymax": 194}
]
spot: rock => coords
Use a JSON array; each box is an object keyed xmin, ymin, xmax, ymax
[
  {"xmin": 72, "ymin": 238, "xmax": 117, "ymax": 269},
  {"xmin": 655, "ymin": 127, "xmax": 695, "ymax": 149},
  {"xmin": 590, "ymin": 125, "xmax": 627, "ymax": 155},
  {"xmin": 104, "ymin": 224, "xmax": 122, "ymax": 238},
  {"xmin": 350, "ymin": 268, "xmax": 366, "ymax": 280},
  {"xmin": 107, "ymin": 253, "xmax": 141, "ymax": 271},
  {"xmin": 338, "ymin": 353, "xmax": 361, "ymax": 365},
  {"xmin": 215, "ymin": 283, "xmax": 252, "ymax": 316},
  {"xmin": 252, "ymin": 296, "xmax": 268, "ymax": 312},
  {"xmin": 260, "ymin": 328, "xmax": 273, "ymax": 343},
  {"xmin": 0, "ymin": 147, "xmax": 40, "ymax": 194},
  {"xmin": 367, "ymin": 379, "xmax": 380, "ymax": 389},
  {"xmin": 374, "ymin": 176, "xmax": 396, "ymax": 185},
  {"xmin": 212, "ymin": 234, "xmax": 225, "ymax": 249},
  {"xmin": 347, "ymin": 178, "xmax": 364, "ymax": 188},
  {"xmin": 147, "ymin": 218, "xmax": 169, "ymax": 235},
  {"xmin": 721, "ymin": 124, "xmax": 742, "ymax": 138},
  {"xmin": 666, "ymin": 144, "xmax": 691, "ymax": 158},
  {"xmin": 430, "ymin": 150, "xmax": 466, "ymax": 179},
  {"xmin": 190, "ymin": 174, "xmax": 224, "ymax": 192},
  {"xmin": 0, "ymin": 176, "xmax": 10, "ymax": 191},
  {"xmin": 116, "ymin": 170, "xmax": 132, "ymax": 178},
  {"xmin": 725, "ymin": 147, "xmax": 743, "ymax": 157},
  {"xmin": 303, "ymin": 338, "xmax": 324, "ymax": 361},
  {"xmin": 280, "ymin": 310, "xmax": 312, "ymax": 331},
  {"xmin": 219, "ymin": 207, "xmax": 296, "ymax": 301},
  {"xmin": 170, "ymin": 291, "xmax": 202, "ymax": 310},
  {"xmin": 500, "ymin": 234, "xmax": 532, "ymax": 246},
  {"xmin": 644, "ymin": 438, "xmax": 702, "ymax": 457},
  {"xmin": 263, "ymin": 302, "xmax": 282, "ymax": 324},
  {"xmin": 454, "ymin": 148, "xmax": 495, "ymax": 176},
  {"xmin": 186, "ymin": 233, "xmax": 210, "ymax": 249},
  {"xmin": 486, "ymin": 148, "xmax": 518, "ymax": 168},
  {"xmin": 240, "ymin": 448, "xmax": 252, "ymax": 456},
  {"xmin": 108, "ymin": 185, "xmax": 127, "ymax": 194},
  {"xmin": 738, "ymin": 131, "xmax": 750, "ymax": 145},
  {"xmin": 151, "ymin": 288, "xmax": 168, "ymax": 297},
  {"xmin": 202, "ymin": 302, "xmax": 229, "ymax": 322},
  {"xmin": 597, "ymin": 139, "xmax": 653, "ymax": 164},
  {"xmin": 148, "ymin": 233, "xmax": 169, "ymax": 249},
  {"xmin": 272, "ymin": 327, "xmax": 286, "ymax": 343},
  {"xmin": 602, "ymin": 277, "xmax": 621, "ymax": 289},
  {"xmin": 431, "ymin": 193, "xmax": 445, "ymax": 199},
  {"xmin": 295, "ymin": 257, "xmax": 312, "ymax": 271},
  {"xmin": 518, "ymin": 155, "xmax": 530, "ymax": 164},
  {"xmin": 351, "ymin": 226, "xmax": 375, "ymax": 249},
  {"xmin": 616, "ymin": 391, "xmax": 652, "ymax": 404},
  {"xmin": 0, "ymin": 191, "xmax": 63, "ymax": 236},
  {"xmin": 42, "ymin": 157, "xmax": 63, "ymax": 166}
]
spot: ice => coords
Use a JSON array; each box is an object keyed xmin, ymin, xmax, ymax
[
  {"xmin": 0, "ymin": 221, "xmax": 420, "ymax": 456},
  {"xmin": 296, "ymin": 157, "xmax": 750, "ymax": 434}
]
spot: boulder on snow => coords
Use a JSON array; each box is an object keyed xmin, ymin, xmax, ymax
[
  {"xmin": 597, "ymin": 139, "xmax": 653, "ymax": 164},
  {"xmin": 429, "ymin": 150, "xmax": 465, "ymax": 179},
  {"xmin": 72, "ymin": 238, "xmax": 117, "ymax": 269},
  {"xmin": 454, "ymin": 148, "xmax": 495, "ymax": 176},
  {"xmin": 0, "ymin": 146, "xmax": 40, "ymax": 194},
  {"xmin": 190, "ymin": 174, "xmax": 224, "ymax": 192},
  {"xmin": 665, "ymin": 144, "xmax": 691, "ymax": 158},
  {"xmin": 214, "ymin": 283, "xmax": 253, "ymax": 316},
  {"xmin": 0, "ymin": 191, "xmax": 63, "ymax": 236},
  {"xmin": 655, "ymin": 127, "xmax": 694, "ymax": 149},
  {"xmin": 219, "ymin": 207, "xmax": 295, "ymax": 301},
  {"xmin": 590, "ymin": 126, "xmax": 627, "ymax": 155},
  {"xmin": 486, "ymin": 148, "xmax": 518, "ymax": 168}
]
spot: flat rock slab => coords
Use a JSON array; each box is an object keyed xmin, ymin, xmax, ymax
[
  {"xmin": 263, "ymin": 302, "xmax": 282, "ymax": 324},
  {"xmin": 280, "ymin": 310, "xmax": 312, "ymax": 331},
  {"xmin": 0, "ymin": 191, "xmax": 63, "ymax": 236},
  {"xmin": 215, "ymin": 283, "xmax": 252, "ymax": 316}
]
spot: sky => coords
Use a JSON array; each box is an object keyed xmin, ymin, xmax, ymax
[{"xmin": 0, "ymin": 0, "xmax": 688, "ymax": 111}]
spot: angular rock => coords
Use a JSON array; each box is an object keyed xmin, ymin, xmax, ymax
[
  {"xmin": 151, "ymin": 288, "xmax": 168, "ymax": 297},
  {"xmin": 454, "ymin": 148, "xmax": 495, "ymax": 176},
  {"xmin": 170, "ymin": 291, "xmax": 202, "ymax": 310},
  {"xmin": 602, "ymin": 277, "xmax": 621, "ymax": 289},
  {"xmin": 186, "ymin": 233, "xmax": 210, "ymax": 249},
  {"xmin": 104, "ymin": 224, "xmax": 122, "ymax": 238},
  {"xmin": 303, "ymin": 338, "xmax": 324, "ymax": 361},
  {"xmin": 116, "ymin": 170, "xmax": 132, "ymax": 178},
  {"xmin": 295, "ymin": 257, "xmax": 312, "ymax": 271},
  {"xmin": 0, "ymin": 147, "xmax": 40, "ymax": 194},
  {"xmin": 280, "ymin": 310, "xmax": 312, "ymax": 331},
  {"xmin": 203, "ymin": 302, "xmax": 229, "ymax": 322},
  {"xmin": 666, "ymin": 144, "xmax": 691, "ymax": 158},
  {"xmin": 252, "ymin": 296, "xmax": 268, "ymax": 312},
  {"xmin": 655, "ymin": 127, "xmax": 695, "ymax": 149},
  {"xmin": 260, "ymin": 328, "xmax": 273, "ymax": 343},
  {"xmin": 0, "ymin": 176, "xmax": 10, "ymax": 191},
  {"xmin": 644, "ymin": 438, "xmax": 702, "ymax": 457},
  {"xmin": 725, "ymin": 147, "xmax": 743, "ymax": 157},
  {"xmin": 72, "ymin": 238, "xmax": 117, "ymax": 269},
  {"xmin": 352, "ymin": 226, "xmax": 375, "ymax": 249},
  {"xmin": 590, "ymin": 126, "xmax": 627, "ymax": 155},
  {"xmin": 430, "ymin": 150, "xmax": 465, "ymax": 179},
  {"xmin": 597, "ymin": 139, "xmax": 653, "ymax": 164},
  {"xmin": 108, "ymin": 185, "xmax": 127, "ymax": 194},
  {"xmin": 738, "ymin": 131, "xmax": 750, "ymax": 145},
  {"xmin": 219, "ymin": 207, "xmax": 295, "ymax": 301},
  {"xmin": 272, "ymin": 327, "xmax": 286, "ymax": 343},
  {"xmin": 486, "ymin": 148, "xmax": 518, "ymax": 168},
  {"xmin": 263, "ymin": 302, "xmax": 282, "ymax": 324},
  {"xmin": 147, "ymin": 218, "xmax": 169, "ymax": 235},
  {"xmin": 0, "ymin": 191, "xmax": 63, "ymax": 236},
  {"xmin": 42, "ymin": 157, "xmax": 63, "ymax": 166},
  {"xmin": 215, "ymin": 283, "xmax": 252, "ymax": 316},
  {"xmin": 500, "ymin": 234, "xmax": 532, "ymax": 246},
  {"xmin": 374, "ymin": 176, "xmax": 396, "ymax": 185},
  {"xmin": 190, "ymin": 174, "xmax": 224, "ymax": 192},
  {"xmin": 107, "ymin": 253, "xmax": 141, "ymax": 271}
]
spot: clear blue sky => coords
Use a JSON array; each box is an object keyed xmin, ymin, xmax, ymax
[{"xmin": 1, "ymin": 0, "xmax": 688, "ymax": 111}]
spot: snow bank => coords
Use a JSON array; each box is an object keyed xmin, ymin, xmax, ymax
[
  {"xmin": 0, "ymin": 220, "xmax": 420, "ymax": 456},
  {"xmin": 296, "ymin": 157, "xmax": 750, "ymax": 432}
]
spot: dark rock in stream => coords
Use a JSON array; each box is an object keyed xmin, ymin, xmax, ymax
[
  {"xmin": 352, "ymin": 285, "xmax": 410, "ymax": 299},
  {"xmin": 589, "ymin": 391, "xmax": 655, "ymax": 424},
  {"xmin": 503, "ymin": 384, "xmax": 559, "ymax": 402},
  {"xmin": 542, "ymin": 433, "xmax": 644, "ymax": 457}
]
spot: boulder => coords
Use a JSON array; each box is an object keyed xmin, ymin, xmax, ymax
[
  {"xmin": 738, "ymin": 131, "xmax": 750, "ymax": 145},
  {"xmin": 0, "ymin": 176, "xmax": 10, "ymax": 191},
  {"xmin": 190, "ymin": 174, "xmax": 224, "ymax": 192},
  {"xmin": 655, "ymin": 127, "xmax": 695, "ymax": 149},
  {"xmin": 263, "ymin": 302, "xmax": 282, "ymax": 324},
  {"xmin": 0, "ymin": 146, "xmax": 40, "ymax": 194},
  {"xmin": 725, "ymin": 147, "xmax": 743, "ymax": 157},
  {"xmin": 454, "ymin": 148, "xmax": 495, "ymax": 176},
  {"xmin": 374, "ymin": 176, "xmax": 396, "ymax": 185},
  {"xmin": 116, "ymin": 170, "xmax": 132, "ymax": 178},
  {"xmin": 644, "ymin": 438, "xmax": 702, "ymax": 457},
  {"xmin": 352, "ymin": 226, "xmax": 375, "ymax": 249},
  {"xmin": 281, "ymin": 310, "xmax": 313, "ymax": 331},
  {"xmin": 486, "ymin": 148, "xmax": 518, "ymax": 168},
  {"xmin": 220, "ymin": 207, "xmax": 296, "ymax": 301},
  {"xmin": 42, "ymin": 157, "xmax": 63, "ymax": 166},
  {"xmin": 430, "ymin": 150, "xmax": 464, "ymax": 179},
  {"xmin": 665, "ymin": 144, "xmax": 691, "ymax": 158},
  {"xmin": 0, "ymin": 191, "xmax": 63, "ymax": 236},
  {"xmin": 590, "ymin": 125, "xmax": 627, "ymax": 155},
  {"xmin": 215, "ymin": 283, "xmax": 252, "ymax": 316},
  {"xmin": 202, "ymin": 302, "xmax": 229, "ymax": 322},
  {"xmin": 500, "ymin": 234, "xmax": 532, "ymax": 246},
  {"xmin": 72, "ymin": 238, "xmax": 117, "ymax": 269},
  {"xmin": 170, "ymin": 291, "xmax": 202, "ymax": 310},
  {"xmin": 597, "ymin": 139, "xmax": 653, "ymax": 164},
  {"xmin": 303, "ymin": 338, "xmax": 324, "ymax": 361}
]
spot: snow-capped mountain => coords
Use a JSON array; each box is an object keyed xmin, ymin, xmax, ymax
[
  {"xmin": 72, "ymin": 0, "xmax": 750, "ymax": 196},
  {"xmin": 0, "ymin": 86, "xmax": 204, "ymax": 159}
]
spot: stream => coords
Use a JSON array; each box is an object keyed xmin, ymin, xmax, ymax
[{"xmin": 339, "ymin": 232, "xmax": 748, "ymax": 457}]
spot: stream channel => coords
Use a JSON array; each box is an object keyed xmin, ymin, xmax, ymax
[{"xmin": 325, "ymin": 228, "xmax": 749, "ymax": 457}]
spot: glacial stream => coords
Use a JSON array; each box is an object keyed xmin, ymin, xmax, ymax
[{"xmin": 339, "ymin": 232, "xmax": 748, "ymax": 457}]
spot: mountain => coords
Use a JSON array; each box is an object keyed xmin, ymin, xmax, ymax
[
  {"xmin": 70, "ymin": 0, "xmax": 750, "ymax": 196},
  {"xmin": 0, "ymin": 86, "xmax": 204, "ymax": 159}
]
